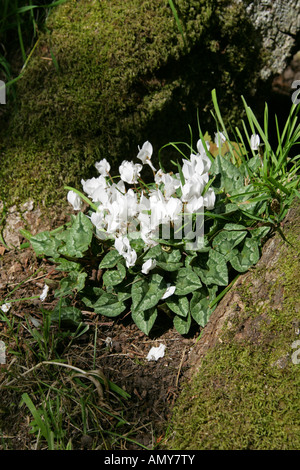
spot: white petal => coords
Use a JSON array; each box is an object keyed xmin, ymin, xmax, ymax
[
  {"xmin": 0, "ymin": 303, "xmax": 11, "ymax": 313},
  {"xmin": 214, "ymin": 131, "xmax": 226, "ymax": 148},
  {"xmin": 250, "ymin": 134, "xmax": 260, "ymax": 150},
  {"xmin": 141, "ymin": 258, "xmax": 157, "ymax": 274},
  {"xmin": 67, "ymin": 190, "xmax": 82, "ymax": 211},
  {"xmin": 40, "ymin": 284, "xmax": 49, "ymax": 302},
  {"xmin": 146, "ymin": 344, "xmax": 166, "ymax": 361},
  {"xmin": 161, "ymin": 285, "xmax": 176, "ymax": 299}
]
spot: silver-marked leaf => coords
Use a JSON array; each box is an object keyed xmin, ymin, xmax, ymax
[
  {"xmin": 173, "ymin": 312, "xmax": 191, "ymax": 335},
  {"xmin": 99, "ymin": 249, "xmax": 123, "ymax": 269},
  {"xmin": 230, "ymin": 237, "xmax": 260, "ymax": 272},
  {"xmin": 211, "ymin": 154, "xmax": 244, "ymax": 193},
  {"xmin": 56, "ymin": 271, "xmax": 87, "ymax": 297},
  {"xmin": 131, "ymin": 274, "xmax": 167, "ymax": 313},
  {"xmin": 212, "ymin": 229, "xmax": 247, "ymax": 261},
  {"xmin": 190, "ymin": 290, "xmax": 216, "ymax": 327},
  {"xmin": 30, "ymin": 231, "xmax": 61, "ymax": 259},
  {"xmin": 102, "ymin": 263, "xmax": 126, "ymax": 286},
  {"xmin": 197, "ymin": 250, "xmax": 228, "ymax": 286},
  {"xmin": 156, "ymin": 261, "xmax": 183, "ymax": 272},
  {"xmin": 174, "ymin": 268, "xmax": 202, "ymax": 295},
  {"xmin": 166, "ymin": 296, "xmax": 189, "ymax": 317},
  {"xmin": 51, "ymin": 305, "xmax": 83, "ymax": 327},
  {"xmin": 88, "ymin": 292, "xmax": 126, "ymax": 317},
  {"xmin": 57, "ymin": 212, "xmax": 93, "ymax": 258},
  {"xmin": 131, "ymin": 307, "xmax": 157, "ymax": 335}
]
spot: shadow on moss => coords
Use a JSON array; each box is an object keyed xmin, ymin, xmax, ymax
[{"xmin": 0, "ymin": 0, "xmax": 266, "ymax": 208}]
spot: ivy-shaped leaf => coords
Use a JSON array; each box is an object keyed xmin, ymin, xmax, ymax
[
  {"xmin": 196, "ymin": 250, "xmax": 228, "ymax": 286},
  {"xmin": 230, "ymin": 237, "xmax": 260, "ymax": 272},
  {"xmin": 51, "ymin": 303, "xmax": 83, "ymax": 327},
  {"xmin": 131, "ymin": 274, "xmax": 167, "ymax": 313},
  {"xmin": 30, "ymin": 231, "xmax": 62, "ymax": 259},
  {"xmin": 99, "ymin": 249, "xmax": 123, "ymax": 269},
  {"xmin": 190, "ymin": 290, "xmax": 216, "ymax": 327},
  {"xmin": 102, "ymin": 263, "xmax": 126, "ymax": 286},
  {"xmin": 84, "ymin": 292, "xmax": 126, "ymax": 317},
  {"xmin": 56, "ymin": 212, "xmax": 93, "ymax": 258},
  {"xmin": 131, "ymin": 307, "xmax": 158, "ymax": 335},
  {"xmin": 211, "ymin": 154, "xmax": 244, "ymax": 194},
  {"xmin": 56, "ymin": 271, "xmax": 87, "ymax": 297},
  {"xmin": 173, "ymin": 268, "xmax": 202, "ymax": 295},
  {"xmin": 212, "ymin": 229, "xmax": 247, "ymax": 261},
  {"xmin": 173, "ymin": 311, "xmax": 191, "ymax": 335},
  {"xmin": 166, "ymin": 296, "xmax": 189, "ymax": 317}
]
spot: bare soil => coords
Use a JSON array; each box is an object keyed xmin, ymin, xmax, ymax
[{"xmin": 0, "ymin": 204, "xmax": 197, "ymax": 450}]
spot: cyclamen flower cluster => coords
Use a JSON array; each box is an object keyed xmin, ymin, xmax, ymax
[{"xmin": 67, "ymin": 139, "xmax": 217, "ymax": 269}]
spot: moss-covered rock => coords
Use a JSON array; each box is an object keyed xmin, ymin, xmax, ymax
[
  {"xmin": 163, "ymin": 201, "xmax": 300, "ymax": 450},
  {"xmin": 0, "ymin": 0, "xmax": 267, "ymax": 207}
]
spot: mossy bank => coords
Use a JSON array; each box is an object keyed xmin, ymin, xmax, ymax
[
  {"xmin": 0, "ymin": 0, "xmax": 266, "ymax": 209},
  {"xmin": 163, "ymin": 201, "xmax": 300, "ymax": 450}
]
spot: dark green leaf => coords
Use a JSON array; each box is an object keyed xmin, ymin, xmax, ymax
[
  {"xmin": 131, "ymin": 307, "xmax": 158, "ymax": 335},
  {"xmin": 131, "ymin": 274, "xmax": 167, "ymax": 312},
  {"xmin": 30, "ymin": 231, "xmax": 61, "ymax": 259},
  {"xmin": 99, "ymin": 249, "xmax": 123, "ymax": 269},
  {"xmin": 102, "ymin": 263, "xmax": 126, "ymax": 286},
  {"xmin": 212, "ymin": 230, "xmax": 247, "ymax": 261},
  {"xmin": 190, "ymin": 290, "xmax": 215, "ymax": 327},
  {"xmin": 174, "ymin": 268, "xmax": 202, "ymax": 295},
  {"xmin": 56, "ymin": 271, "xmax": 87, "ymax": 296},
  {"xmin": 173, "ymin": 312, "xmax": 191, "ymax": 334},
  {"xmin": 56, "ymin": 212, "xmax": 93, "ymax": 258},
  {"xmin": 51, "ymin": 305, "xmax": 83, "ymax": 327},
  {"xmin": 211, "ymin": 154, "xmax": 244, "ymax": 193},
  {"xmin": 166, "ymin": 296, "xmax": 189, "ymax": 317},
  {"xmin": 230, "ymin": 237, "xmax": 260, "ymax": 272},
  {"xmin": 196, "ymin": 250, "xmax": 228, "ymax": 286},
  {"xmin": 85, "ymin": 292, "xmax": 126, "ymax": 317}
]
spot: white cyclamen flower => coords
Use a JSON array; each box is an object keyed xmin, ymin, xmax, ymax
[
  {"xmin": 123, "ymin": 248, "xmax": 137, "ymax": 268},
  {"xmin": 95, "ymin": 158, "xmax": 111, "ymax": 176},
  {"xmin": 141, "ymin": 258, "xmax": 157, "ymax": 274},
  {"xmin": 90, "ymin": 208, "xmax": 109, "ymax": 239},
  {"xmin": 196, "ymin": 138, "xmax": 210, "ymax": 156},
  {"xmin": 181, "ymin": 173, "xmax": 208, "ymax": 202},
  {"xmin": 185, "ymin": 195, "xmax": 204, "ymax": 214},
  {"xmin": 250, "ymin": 134, "xmax": 260, "ymax": 151},
  {"xmin": 154, "ymin": 169, "xmax": 165, "ymax": 184},
  {"xmin": 164, "ymin": 197, "xmax": 183, "ymax": 222},
  {"xmin": 1, "ymin": 303, "xmax": 11, "ymax": 313},
  {"xmin": 161, "ymin": 284, "xmax": 176, "ymax": 299},
  {"xmin": 119, "ymin": 161, "xmax": 143, "ymax": 184},
  {"xmin": 214, "ymin": 131, "xmax": 226, "ymax": 148},
  {"xmin": 40, "ymin": 284, "xmax": 49, "ymax": 302},
  {"xmin": 203, "ymin": 187, "xmax": 216, "ymax": 210},
  {"xmin": 137, "ymin": 141, "xmax": 156, "ymax": 171},
  {"xmin": 196, "ymin": 139, "xmax": 212, "ymax": 172},
  {"xmin": 162, "ymin": 173, "xmax": 181, "ymax": 199},
  {"xmin": 67, "ymin": 190, "xmax": 82, "ymax": 211},
  {"xmin": 114, "ymin": 236, "xmax": 137, "ymax": 268},
  {"xmin": 81, "ymin": 175, "xmax": 108, "ymax": 202}
]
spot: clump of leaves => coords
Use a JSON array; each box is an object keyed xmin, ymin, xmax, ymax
[{"xmin": 21, "ymin": 90, "xmax": 300, "ymax": 336}]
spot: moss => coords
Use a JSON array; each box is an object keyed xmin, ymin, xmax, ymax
[
  {"xmin": 0, "ymin": 0, "xmax": 266, "ymax": 208},
  {"xmin": 164, "ymin": 203, "xmax": 300, "ymax": 450}
]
